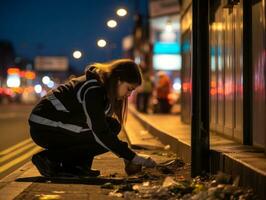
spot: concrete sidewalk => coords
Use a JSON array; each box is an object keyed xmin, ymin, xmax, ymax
[
  {"xmin": 0, "ymin": 129, "xmax": 182, "ymax": 200},
  {"xmin": 1, "ymin": 106, "xmax": 264, "ymax": 199},
  {"xmin": 127, "ymin": 104, "xmax": 266, "ymax": 199},
  {"xmin": 0, "ymin": 151, "xmax": 179, "ymax": 200}
]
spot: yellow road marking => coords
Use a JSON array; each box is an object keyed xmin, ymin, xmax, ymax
[
  {"xmin": 0, "ymin": 138, "xmax": 32, "ymax": 156},
  {"xmin": 0, "ymin": 146, "xmax": 42, "ymax": 174},
  {"xmin": 0, "ymin": 142, "xmax": 36, "ymax": 163}
]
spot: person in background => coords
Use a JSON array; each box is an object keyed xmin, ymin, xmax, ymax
[
  {"xmin": 28, "ymin": 59, "xmax": 156, "ymax": 178},
  {"xmin": 136, "ymin": 68, "xmax": 153, "ymax": 113},
  {"xmin": 155, "ymin": 71, "xmax": 172, "ymax": 113}
]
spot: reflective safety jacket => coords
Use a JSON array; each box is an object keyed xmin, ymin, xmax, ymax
[{"xmin": 28, "ymin": 69, "xmax": 136, "ymax": 161}]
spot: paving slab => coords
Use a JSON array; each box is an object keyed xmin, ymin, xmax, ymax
[{"xmin": 0, "ymin": 130, "xmax": 184, "ymax": 200}]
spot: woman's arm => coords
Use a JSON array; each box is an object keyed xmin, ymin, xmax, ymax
[{"xmin": 81, "ymin": 87, "xmax": 136, "ymax": 161}]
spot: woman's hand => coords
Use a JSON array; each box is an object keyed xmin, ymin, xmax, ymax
[{"xmin": 131, "ymin": 155, "xmax": 157, "ymax": 168}]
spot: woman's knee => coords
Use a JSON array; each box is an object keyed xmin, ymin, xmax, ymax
[{"xmin": 30, "ymin": 126, "xmax": 49, "ymax": 148}]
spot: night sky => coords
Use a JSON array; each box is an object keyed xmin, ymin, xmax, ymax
[{"xmin": 0, "ymin": 0, "xmax": 148, "ymax": 73}]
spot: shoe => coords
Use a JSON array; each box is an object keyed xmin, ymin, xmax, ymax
[{"xmin": 32, "ymin": 152, "xmax": 60, "ymax": 177}]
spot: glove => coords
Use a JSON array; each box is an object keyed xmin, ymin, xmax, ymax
[{"xmin": 131, "ymin": 155, "xmax": 157, "ymax": 168}]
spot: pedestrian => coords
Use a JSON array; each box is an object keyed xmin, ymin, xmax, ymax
[
  {"xmin": 136, "ymin": 69, "xmax": 153, "ymax": 113},
  {"xmin": 155, "ymin": 71, "xmax": 172, "ymax": 113},
  {"xmin": 29, "ymin": 59, "xmax": 156, "ymax": 178}
]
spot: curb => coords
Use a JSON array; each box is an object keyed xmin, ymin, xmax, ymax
[{"xmin": 129, "ymin": 107, "xmax": 266, "ymax": 199}]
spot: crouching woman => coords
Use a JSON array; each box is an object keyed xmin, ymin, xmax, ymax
[{"xmin": 28, "ymin": 59, "xmax": 156, "ymax": 177}]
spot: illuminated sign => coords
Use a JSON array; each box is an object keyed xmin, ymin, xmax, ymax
[
  {"xmin": 7, "ymin": 68, "xmax": 20, "ymax": 75},
  {"xmin": 35, "ymin": 56, "xmax": 68, "ymax": 71},
  {"xmin": 154, "ymin": 42, "xmax": 180, "ymax": 54},
  {"xmin": 153, "ymin": 54, "xmax": 181, "ymax": 70}
]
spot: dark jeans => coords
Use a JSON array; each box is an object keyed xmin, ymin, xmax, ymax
[
  {"xmin": 158, "ymin": 98, "xmax": 171, "ymax": 113},
  {"xmin": 30, "ymin": 117, "xmax": 121, "ymax": 168},
  {"xmin": 136, "ymin": 92, "xmax": 151, "ymax": 113}
]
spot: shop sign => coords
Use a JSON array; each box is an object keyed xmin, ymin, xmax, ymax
[{"xmin": 149, "ymin": 0, "xmax": 180, "ymax": 18}]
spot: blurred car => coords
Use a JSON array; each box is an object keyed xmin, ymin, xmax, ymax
[
  {"xmin": 21, "ymin": 88, "xmax": 38, "ymax": 104},
  {"xmin": 0, "ymin": 87, "xmax": 14, "ymax": 104}
]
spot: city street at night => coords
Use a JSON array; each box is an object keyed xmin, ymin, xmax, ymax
[
  {"xmin": 0, "ymin": 104, "xmax": 39, "ymax": 179},
  {"xmin": 0, "ymin": 0, "xmax": 265, "ymax": 199}
]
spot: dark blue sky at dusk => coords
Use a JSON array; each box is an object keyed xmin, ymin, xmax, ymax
[{"xmin": 0, "ymin": 0, "xmax": 148, "ymax": 73}]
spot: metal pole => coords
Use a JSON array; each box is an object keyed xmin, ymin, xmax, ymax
[
  {"xmin": 191, "ymin": 0, "xmax": 210, "ymax": 177},
  {"xmin": 243, "ymin": 0, "xmax": 253, "ymax": 145},
  {"xmin": 263, "ymin": 0, "xmax": 266, "ymax": 155}
]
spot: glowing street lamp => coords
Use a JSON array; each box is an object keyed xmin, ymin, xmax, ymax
[
  {"xmin": 42, "ymin": 76, "xmax": 50, "ymax": 85},
  {"xmin": 47, "ymin": 80, "xmax": 55, "ymax": 88},
  {"xmin": 97, "ymin": 39, "xmax": 107, "ymax": 48},
  {"xmin": 73, "ymin": 50, "xmax": 82, "ymax": 59},
  {"xmin": 116, "ymin": 8, "xmax": 127, "ymax": 17},
  {"xmin": 107, "ymin": 19, "xmax": 117, "ymax": 28},
  {"xmin": 34, "ymin": 84, "xmax": 42, "ymax": 94}
]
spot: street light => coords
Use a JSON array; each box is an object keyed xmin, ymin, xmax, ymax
[
  {"xmin": 116, "ymin": 8, "xmax": 127, "ymax": 17},
  {"xmin": 42, "ymin": 76, "xmax": 50, "ymax": 85},
  {"xmin": 34, "ymin": 84, "xmax": 42, "ymax": 94},
  {"xmin": 107, "ymin": 19, "xmax": 117, "ymax": 28},
  {"xmin": 97, "ymin": 39, "xmax": 107, "ymax": 48},
  {"xmin": 73, "ymin": 50, "xmax": 82, "ymax": 59}
]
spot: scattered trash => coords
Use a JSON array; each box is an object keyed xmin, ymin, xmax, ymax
[
  {"xmin": 101, "ymin": 182, "xmax": 114, "ymax": 189},
  {"xmin": 142, "ymin": 181, "xmax": 150, "ymax": 187},
  {"xmin": 214, "ymin": 171, "xmax": 232, "ymax": 184},
  {"xmin": 156, "ymin": 158, "xmax": 185, "ymax": 174},
  {"xmin": 108, "ymin": 189, "xmax": 123, "ymax": 198},
  {"xmin": 134, "ymin": 171, "xmax": 160, "ymax": 181},
  {"xmin": 233, "ymin": 176, "xmax": 240, "ymax": 187},
  {"xmin": 127, "ymin": 175, "xmax": 257, "ymax": 200},
  {"xmin": 132, "ymin": 184, "xmax": 140, "ymax": 191},
  {"xmin": 160, "ymin": 158, "xmax": 185, "ymax": 168},
  {"xmin": 162, "ymin": 176, "xmax": 177, "ymax": 187},
  {"xmin": 151, "ymin": 151, "xmax": 173, "ymax": 157},
  {"xmin": 164, "ymin": 144, "xmax": 171, "ymax": 150},
  {"xmin": 117, "ymin": 183, "xmax": 134, "ymax": 192},
  {"xmin": 123, "ymin": 191, "xmax": 137, "ymax": 199},
  {"xmin": 99, "ymin": 153, "xmax": 257, "ymax": 200}
]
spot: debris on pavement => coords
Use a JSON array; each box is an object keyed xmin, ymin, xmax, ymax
[
  {"xmin": 103, "ymin": 157, "xmax": 258, "ymax": 200},
  {"xmin": 101, "ymin": 182, "xmax": 114, "ymax": 189},
  {"xmin": 151, "ymin": 150, "xmax": 175, "ymax": 157},
  {"xmin": 164, "ymin": 144, "xmax": 171, "ymax": 150},
  {"xmin": 108, "ymin": 189, "xmax": 123, "ymax": 198}
]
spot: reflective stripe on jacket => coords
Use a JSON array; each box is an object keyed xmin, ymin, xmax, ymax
[{"xmin": 28, "ymin": 70, "xmax": 135, "ymax": 161}]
